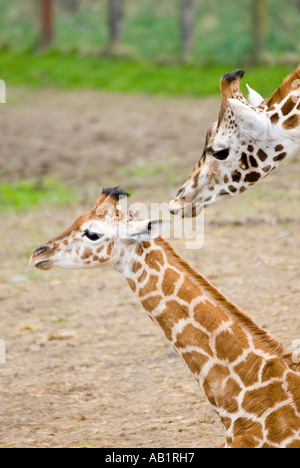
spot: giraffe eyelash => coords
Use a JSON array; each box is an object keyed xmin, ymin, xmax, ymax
[
  {"xmin": 83, "ymin": 230, "xmax": 104, "ymax": 241},
  {"xmin": 212, "ymin": 148, "xmax": 230, "ymax": 160}
]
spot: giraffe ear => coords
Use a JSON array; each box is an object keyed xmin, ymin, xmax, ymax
[
  {"xmin": 126, "ymin": 219, "xmax": 171, "ymax": 240},
  {"xmin": 246, "ymin": 84, "xmax": 264, "ymax": 107},
  {"xmin": 228, "ymin": 98, "xmax": 269, "ymax": 139}
]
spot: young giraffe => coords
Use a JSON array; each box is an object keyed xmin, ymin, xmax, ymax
[
  {"xmin": 169, "ymin": 65, "xmax": 300, "ymax": 217},
  {"xmin": 30, "ymin": 188, "xmax": 300, "ymax": 448},
  {"xmin": 29, "ymin": 188, "xmax": 300, "ymax": 448}
]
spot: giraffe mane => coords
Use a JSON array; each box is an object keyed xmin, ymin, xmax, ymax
[
  {"xmin": 155, "ymin": 237, "xmax": 287, "ymax": 362},
  {"xmin": 266, "ymin": 65, "xmax": 300, "ymax": 108}
]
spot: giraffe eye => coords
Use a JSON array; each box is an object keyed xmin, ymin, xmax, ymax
[
  {"xmin": 83, "ymin": 230, "xmax": 103, "ymax": 241},
  {"xmin": 212, "ymin": 148, "xmax": 230, "ymax": 160}
]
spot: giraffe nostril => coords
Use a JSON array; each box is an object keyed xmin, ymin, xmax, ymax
[
  {"xmin": 176, "ymin": 187, "xmax": 186, "ymax": 199},
  {"xmin": 33, "ymin": 246, "xmax": 50, "ymax": 256}
]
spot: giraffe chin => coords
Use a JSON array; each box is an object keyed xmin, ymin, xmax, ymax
[
  {"xmin": 34, "ymin": 260, "xmax": 54, "ymax": 271},
  {"xmin": 169, "ymin": 202, "xmax": 203, "ymax": 218}
]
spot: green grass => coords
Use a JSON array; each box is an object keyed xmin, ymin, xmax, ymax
[
  {"xmin": 0, "ymin": 178, "xmax": 77, "ymax": 214},
  {"xmin": 0, "ymin": 51, "xmax": 295, "ymax": 98}
]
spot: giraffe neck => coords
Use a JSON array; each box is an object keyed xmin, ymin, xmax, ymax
[
  {"xmin": 237, "ymin": 134, "xmax": 298, "ymax": 184},
  {"xmin": 262, "ymin": 89, "xmax": 300, "ymax": 164},
  {"xmin": 123, "ymin": 238, "xmax": 300, "ymax": 446},
  {"xmin": 229, "ymin": 97, "xmax": 300, "ymax": 191},
  {"xmin": 234, "ymin": 93, "xmax": 300, "ymax": 182},
  {"xmin": 231, "ymin": 90, "xmax": 300, "ymax": 185}
]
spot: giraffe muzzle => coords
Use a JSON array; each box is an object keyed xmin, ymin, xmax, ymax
[{"xmin": 29, "ymin": 245, "xmax": 54, "ymax": 270}]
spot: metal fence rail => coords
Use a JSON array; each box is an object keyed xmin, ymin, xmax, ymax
[{"xmin": 0, "ymin": 0, "xmax": 299, "ymax": 64}]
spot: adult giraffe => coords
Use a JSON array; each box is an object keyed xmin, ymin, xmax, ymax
[
  {"xmin": 169, "ymin": 65, "xmax": 300, "ymax": 217},
  {"xmin": 30, "ymin": 188, "xmax": 300, "ymax": 448}
]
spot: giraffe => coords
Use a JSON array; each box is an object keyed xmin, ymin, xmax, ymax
[
  {"xmin": 29, "ymin": 187, "xmax": 300, "ymax": 448},
  {"xmin": 169, "ymin": 65, "xmax": 300, "ymax": 217}
]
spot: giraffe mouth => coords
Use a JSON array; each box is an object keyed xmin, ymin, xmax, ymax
[
  {"xmin": 169, "ymin": 201, "xmax": 203, "ymax": 218},
  {"xmin": 29, "ymin": 256, "xmax": 54, "ymax": 271},
  {"xmin": 35, "ymin": 260, "xmax": 54, "ymax": 271}
]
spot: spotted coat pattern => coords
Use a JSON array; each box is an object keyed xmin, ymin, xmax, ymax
[{"xmin": 30, "ymin": 190, "xmax": 300, "ymax": 448}]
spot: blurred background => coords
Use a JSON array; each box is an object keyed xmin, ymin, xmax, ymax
[
  {"xmin": 0, "ymin": 0, "xmax": 299, "ymax": 64},
  {"xmin": 0, "ymin": 0, "xmax": 299, "ymax": 449}
]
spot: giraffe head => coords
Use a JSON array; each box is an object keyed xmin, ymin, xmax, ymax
[
  {"xmin": 29, "ymin": 187, "xmax": 169, "ymax": 273},
  {"xmin": 169, "ymin": 66, "xmax": 300, "ymax": 217}
]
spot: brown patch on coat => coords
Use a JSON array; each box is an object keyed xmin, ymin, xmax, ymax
[
  {"xmin": 139, "ymin": 274, "xmax": 159, "ymax": 297},
  {"xmin": 265, "ymin": 406, "xmax": 300, "ymax": 445},
  {"xmin": 202, "ymin": 364, "xmax": 240, "ymax": 412},
  {"xmin": 142, "ymin": 241, "xmax": 151, "ymax": 249},
  {"xmin": 127, "ymin": 278, "xmax": 136, "ymax": 292},
  {"xmin": 231, "ymin": 170, "xmax": 242, "ymax": 183},
  {"xmin": 138, "ymin": 269, "xmax": 147, "ymax": 283},
  {"xmin": 249, "ymin": 155, "xmax": 259, "ymax": 168},
  {"xmin": 239, "ymin": 153, "xmax": 249, "ymax": 169},
  {"xmin": 219, "ymin": 189, "xmax": 230, "ymax": 196},
  {"xmin": 82, "ymin": 248, "xmax": 93, "ymax": 259},
  {"xmin": 244, "ymin": 172, "xmax": 261, "ymax": 184},
  {"xmin": 192, "ymin": 172, "xmax": 200, "ymax": 189},
  {"xmin": 215, "ymin": 324, "xmax": 249, "ymax": 362},
  {"xmin": 234, "ymin": 352, "xmax": 264, "ymax": 387},
  {"xmin": 261, "ymin": 359, "xmax": 286, "ymax": 382},
  {"xmin": 132, "ymin": 261, "xmax": 142, "ymax": 273},
  {"xmin": 273, "ymin": 152, "xmax": 287, "ymax": 162},
  {"xmin": 162, "ymin": 268, "xmax": 181, "ymax": 296},
  {"xmin": 145, "ymin": 250, "xmax": 165, "ymax": 272},
  {"xmin": 270, "ymin": 113, "xmax": 280, "ymax": 125},
  {"xmin": 233, "ymin": 418, "xmax": 263, "ymax": 441},
  {"xmin": 156, "ymin": 300, "xmax": 189, "ymax": 340},
  {"xmin": 141, "ymin": 295, "xmax": 162, "ymax": 313},
  {"xmin": 106, "ymin": 241, "xmax": 114, "ymax": 256},
  {"xmin": 286, "ymin": 440, "xmax": 300, "ymax": 448},
  {"xmin": 174, "ymin": 324, "xmax": 212, "ymax": 356},
  {"xmin": 181, "ymin": 351, "xmax": 209, "ymax": 375},
  {"xmin": 230, "ymin": 434, "xmax": 261, "ymax": 448},
  {"xmin": 193, "ymin": 301, "xmax": 227, "ymax": 333},
  {"xmin": 286, "ymin": 372, "xmax": 300, "ymax": 413},
  {"xmin": 242, "ymin": 382, "xmax": 287, "ymax": 418},
  {"xmin": 257, "ymin": 148, "xmax": 268, "ymax": 162},
  {"xmin": 177, "ymin": 278, "xmax": 202, "ymax": 303},
  {"xmin": 281, "ymin": 96, "xmax": 297, "ymax": 116},
  {"xmin": 282, "ymin": 114, "xmax": 300, "ymax": 130}
]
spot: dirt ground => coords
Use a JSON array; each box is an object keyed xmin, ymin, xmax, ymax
[{"xmin": 0, "ymin": 88, "xmax": 299, "ymax": 448}]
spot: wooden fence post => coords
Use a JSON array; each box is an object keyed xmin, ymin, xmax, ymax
[
  {"xmin": 251, "ymin": 0, "xmax": 269, "ymax": 64},
  {"xmin": 108, "ymin": 0, "xmax": 124, "ymax": 47},
  {"xmin": 41, "ymin": 0, "xmax": 54, "ymax": 48},
  {"xmin": 180, "ymin": 0, "xmax": 194, "ymax": 61}
]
